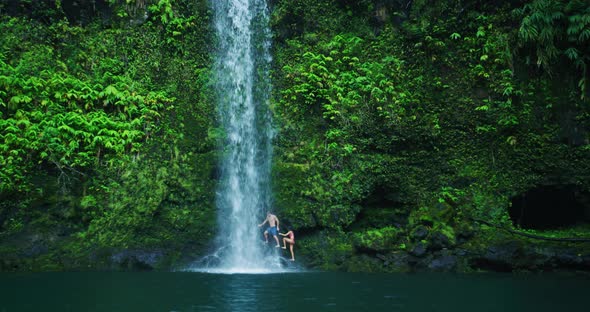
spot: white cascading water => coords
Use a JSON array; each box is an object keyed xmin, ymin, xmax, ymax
[{"xmin": 198, "ymin": 0, "xmax": 283, "ymax": 273}]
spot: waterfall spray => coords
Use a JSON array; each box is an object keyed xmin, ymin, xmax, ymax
[{"xmin": 198, "ymin": 0, "xmax": 280, "ymax": 273}]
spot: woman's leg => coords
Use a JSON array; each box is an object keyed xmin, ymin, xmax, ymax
[
  {"xmin": 289, "ymin": 244, "xmax": 295, "ymax": 261},
  {"xmin": 282, "ymin": 238, "xmax": 293, "ymax": 249}
]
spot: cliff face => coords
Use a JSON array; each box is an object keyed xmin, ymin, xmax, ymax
[
  {"xmin": 0, "ymin": 0, "xmax": 218, "ymax": 271},
  {"xmin": 268, "ymin": 0, "xmax": 590, "ymax": 272},
  {"xmin": 1, "ymin": 0, "xmax": 589, "ymax": 272}
]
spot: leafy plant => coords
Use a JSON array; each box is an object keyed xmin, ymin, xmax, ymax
[{"xmin": 516, "ymin": 0, "xmax": 590, "ymax": 98}]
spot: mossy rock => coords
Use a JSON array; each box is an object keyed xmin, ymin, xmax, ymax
[
  {"xmin": 353, "ymin": 226, "xmax": 401, "ymax": 252},
  {"xmin": 296, "ymin": 230, "xmax": 353, "ymax": 270},
  {"xmin": 410, "ymin": 225, "xmax": 429, "ymax": 241},
  {"xmin": 428, "ymin": 223, "xmax": 456, "ymax": 250},
  {"xmin": 343, "ymin": 254, "xmax": 386, "ymax": 272},
  {"xmin": 272, "ymin": 162, "xmax": 318, "ymax": 228}
]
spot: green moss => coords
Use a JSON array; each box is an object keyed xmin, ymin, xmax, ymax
[
  {"xmin": 297, "ymin": 230, "xmax": 354, "ymax": 270},
  {"xmin": 2, "ymin": 0, "xmax": 590, "ymax": 273},
  {"xmin": 432, "ymin": 223, "xmax": 456, "ymax": 246},
  {"xmin": 343, "ymin": 254, "xmax": 385, "ymax": 272},
  {"xmin": 273, "ymin": 162, "xmax": 318, "ymax": 228},
  {"xmin": 353, "ymin": 226, "xmax": 401, "ymax": 251}
]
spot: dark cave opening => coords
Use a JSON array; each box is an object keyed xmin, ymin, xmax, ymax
[
  {"xmin": 509, "ymin": 185, "xmax": 590, "ymax": 229},
  {"xmin": 347, "ymin": 185, "xmax": 409, "ymax": 231}
]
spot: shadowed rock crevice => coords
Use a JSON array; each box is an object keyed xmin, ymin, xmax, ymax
[{"xmin": 509, "ymin": 185, "xmax": 590, "ymax": 230}]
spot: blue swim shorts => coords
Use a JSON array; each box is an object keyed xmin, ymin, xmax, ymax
[{"xmin": 267, "ymin": 226, "xmax": 278, "ymax": 236}]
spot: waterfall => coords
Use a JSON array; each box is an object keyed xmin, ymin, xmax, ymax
[{"xmin": 206, "ymin": 0, "xmax": 279, "ymax": 273}]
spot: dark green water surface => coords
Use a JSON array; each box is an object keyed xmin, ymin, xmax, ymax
[{"xmin": 0, "ymin": 271, "xmax": 588, "ymax": 311}]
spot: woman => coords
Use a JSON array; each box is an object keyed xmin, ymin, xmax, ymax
[{"xmin": 279, "ymin": 229, "xmax": 295, "ymax": 261}]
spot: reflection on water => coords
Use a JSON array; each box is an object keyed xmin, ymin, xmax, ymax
[
  {"xmin": 0, "ymin": 271, "xmax": 588, "ymax": 312},
  {"xmin": 223, "ymin": 275, "xmax": 263, "ymax": 312}
]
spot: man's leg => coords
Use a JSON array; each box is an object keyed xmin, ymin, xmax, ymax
[
  {"xmin": 263, "ymin": 230, "xmax": 269, "ymax": 243},
  {"xmin": 273, "ymin": 235, "xmax": 280, "ymax": 247}
]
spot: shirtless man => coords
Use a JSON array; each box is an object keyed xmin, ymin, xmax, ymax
[{"xmin": 258, "ymin": 212, "xmax": 280, "ymax": 247}]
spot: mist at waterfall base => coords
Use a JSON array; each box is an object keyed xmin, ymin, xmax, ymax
[{"xmin": 190, "ymin": 0, "xmax": 291, "ymax": 273}]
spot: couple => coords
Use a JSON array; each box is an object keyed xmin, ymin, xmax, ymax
[{"xmin": 258, "ymin": 212, "xmax": 295, "ymax": 261}]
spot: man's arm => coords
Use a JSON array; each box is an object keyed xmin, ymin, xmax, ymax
[
  {"xmin": 275, "ymin": 216, "xmax": 279, "ymax": 230},
  {"xmin": 258, "ymin": 217, "xmax": 268, "ymax": 227}
]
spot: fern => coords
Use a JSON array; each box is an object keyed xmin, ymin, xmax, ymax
[{"xmin": 517, "ymin": 0, "xmax": 590, "ymax": 97}]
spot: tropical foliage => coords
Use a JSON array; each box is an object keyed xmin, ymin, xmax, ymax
[
  {"xmin": 1, "ymin": 0, "xmax": 589, "ymax": 271},
  {"xmin": 271, "ymin": 0, "xmax": 590, "ymax": 269},
  {"xmin": 0, "ymin": 0, "xmax": 216, "ymax": 267}
]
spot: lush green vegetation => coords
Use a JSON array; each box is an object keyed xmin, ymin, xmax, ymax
[
  {"xmin": 0, "ymin": 0, "xmax": 217, "ymax": 270},
  {"xmin": 270, "ymin": 0, "xmax": 590, "ymax": 270},
  {"xmin": 1, "ymin": 0, "xmax": 589, "ymax": 272}
]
